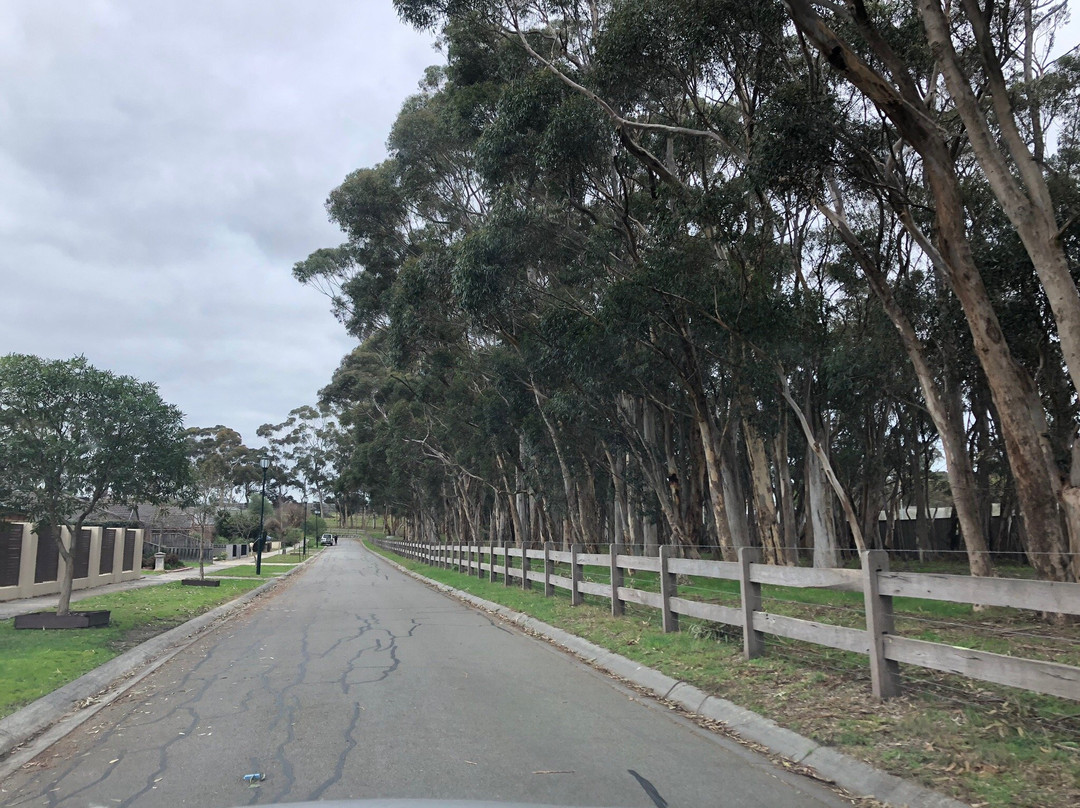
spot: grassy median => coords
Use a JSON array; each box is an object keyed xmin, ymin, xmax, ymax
[
  {"xmin": 368, "ymin": 539, "xmax": 1080, "ymax": 808},
  {"xmin": 0, "ymin": 579, "xmax": 262, "ymax": 719}
]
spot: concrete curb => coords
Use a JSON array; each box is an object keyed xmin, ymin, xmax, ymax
[
  {"xmin": 371, "ymin": 546, "xmax": 969, "ymax": 808},
  {"xmin": 0, "ymin": 558, "xmax": 313, "ymax": 763}
]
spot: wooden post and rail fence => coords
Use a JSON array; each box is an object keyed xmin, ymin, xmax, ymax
[{"xmin": 371, "ymin": 537, "xmax": 1080, "ymax": 703}]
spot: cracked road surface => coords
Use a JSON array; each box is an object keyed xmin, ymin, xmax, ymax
[{"xmin": 1, "ymin": 540, "xmax": 847, "ymax": 808}]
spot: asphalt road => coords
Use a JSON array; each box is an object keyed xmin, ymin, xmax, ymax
[{"xmin": 1, "ymin": 540, "xmax": 847, "ymax": 808}]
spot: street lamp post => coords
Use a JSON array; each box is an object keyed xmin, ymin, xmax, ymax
[
  {"xmin": 302, "ymin": 495, "xmax": 308, "ymax": 559},
  {"xmin": 256, "ymin": 456, "xmax": 269, "ymax": 576}
]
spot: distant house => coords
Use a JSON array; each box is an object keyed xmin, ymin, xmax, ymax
[{"xmin": 88, "ymin": 502, "xmax": 198, "ymax": 548}]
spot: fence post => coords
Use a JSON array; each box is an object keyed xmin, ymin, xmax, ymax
[
  {"xmin": 521, "ymin": 543, "xmax": 531, "ymax": 590},
  {"xmin": 862, "ymin": 549, "xmax": 901, "ymax": 699},
  {"xmin": 739, "ymin": 547, "xmax": 763, "ymax": 659},
  {"xmin": 543, "ymin": 542, "xmax": 554, "ymax": 596},
  {"xmin": 488, "ymin": 536, "xmax": 496, "ymax": 582},
  {"xmin": 610, "ymin": 543, "xmax": 624, "ymax": 616},
  {"xmin": 570, "ymin": 544, "xmax": 583, "ymax": 606},
  {"xmin": 660, "ymin": 544, "xmax": 678, "ymax": 633},
  {"xmin": 503, "ymin": 540, "xmax": 511, "ymax": 586}
]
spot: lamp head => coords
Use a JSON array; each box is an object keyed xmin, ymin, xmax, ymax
[{"xmin": 260, "ymin": 456, "xmax": 270, "ymax": 470}]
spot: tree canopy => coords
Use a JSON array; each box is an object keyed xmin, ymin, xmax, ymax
[
  {"xmin": 0, "ymin": 354, "xmax": 190, "ymax": 613},
  {"xmin": 294, "ymin": 1, "xmax": 1080, "ymax": 581}
]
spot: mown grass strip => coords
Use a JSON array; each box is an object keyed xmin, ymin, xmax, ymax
[
  {"xmin": 207, "ymin": 565, "xmax": 289, "ymax": 578},
  {"xmin": 0, "ymin": 579, "xmax": 262, "ymax": 719},
  {"xmin": 369, "ymin": 540, "xmax": 1080, "ymax": 808}
]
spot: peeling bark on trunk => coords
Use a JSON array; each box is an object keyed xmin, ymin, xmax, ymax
[
  {"xmin": 744, "ymin": 418, "xmax": 788, "ymax": 565},
  {"xmin": 720, "ymin": 429, "xmax": 751, "ymax": 556},
  {"xmin": 807, "ymin": 445, "xmax": 840, "ymax": 568},
  {"xmin": 774, "ymin": 414, "xmax": 799, "ymax": 565},
  {"xmin": 605, "ymin": 446, "xmax": 629, "ymax": 547}
]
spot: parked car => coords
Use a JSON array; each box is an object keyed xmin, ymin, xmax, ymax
[{"xmin": 320, "ymin": 533, "xmax": 335, "ymax": 546}]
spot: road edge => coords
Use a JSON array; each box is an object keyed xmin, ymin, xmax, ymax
[
  {"xmin": 369, "ymin": 543, "xmax": 970, "ymax": 808},
  {"xmin": 0, "ymin": 558, "xmax": 314, "ymax": 770}
]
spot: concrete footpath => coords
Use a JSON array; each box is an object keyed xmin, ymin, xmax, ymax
[
  {"xmin": 0, "ymin": 548, "xmax": 303, "ymax": 620},
  {"xmin": 373, "ymin": 545, "xmax": 970, "ymax": 808}
]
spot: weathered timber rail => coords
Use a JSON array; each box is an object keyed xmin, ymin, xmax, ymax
[{"xmin": 371, "ymin": 538, "xmax": 1080, "ymax": 703}]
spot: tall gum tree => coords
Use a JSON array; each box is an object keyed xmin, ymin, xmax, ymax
[
  {"xmin": 783, "ymin": 0, "xmax": 1075, "ymax": 580},
  {"xmin": 391, "ymin": 0, "xmax": 1076, "ymax": 579}
]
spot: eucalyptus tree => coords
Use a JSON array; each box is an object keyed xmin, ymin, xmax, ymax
[
  {"xmin": 391, "ymin": 0, "xmax": 1080, "ymax": 580},
  {"xmin": 257, "ymin": 405, "xmax": 341, "ymax": 524},
  {"xmin": 779, "ymin": 0, "xmax": 1079, "ymax": 580}
]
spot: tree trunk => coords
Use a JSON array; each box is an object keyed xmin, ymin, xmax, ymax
[
  {"xmin": 913, "ymin": 445, "xmax": 931, "ymax": 562},
  {"xmin": 533, "ymin": 385, "xmax": 582, "ymax": 546},
  {"xmin": 720, "ymin": 428, "xmax": 751, "ymax": 556},
  {"xmin": 779, "ymin": 374, "xmax": 867, "ymax": 552},
  {"xmin": 55, "ymin": 522, "xmax": 79, "ymax": 617},
  {"xmin": 628, "ymin": 484, "xmax": 644, "ymax": 554},
  {"xmin": 516, "ymin": 436, "xmax": 530, "ymax": 548},
  {"xmin": 605, "ymin": 446, "xmax": 629, "ymax": 547},
  {"xmin": 818, "ymin": 198, "xmax": 995, "ymax": 576},
  {"xmin": 774, "ymin": 414, "xmax": 799, "ymax": 565},
  {"xmin": 788, "ymin": 0, "xmax": 1064, "ymax": 578},
  {"xmin": 807, "ymin": 445, "xmax": 840, "ymax": 568},
  {"xmin": 744, "ymin": 418, "xmax": 787, "ymax": 565},
  {"xmin": 920, "ymin": 0, "xmax": 1080, "ymax": 404}
]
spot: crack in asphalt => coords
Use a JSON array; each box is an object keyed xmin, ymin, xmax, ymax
[
  {"xmin": 1, "ymin": 557, "xmax": 408, "ymax": 807},
  {"xmin": 306, "ymin": 701, "xmax": 361, "ymax": 801},
  {"xmin": 0, "ymin": 545, "xmax": 845, "ymax": 808}
]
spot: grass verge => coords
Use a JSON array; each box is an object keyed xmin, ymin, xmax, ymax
[
  {"xmin": 0, "ymin": 578, "xmax": 262, "ymax": 719},
  {"xmin": 368, "ymin": 541, "xmax": 1080, "ymax": 808},
  {"xmin": 207, "ymin": 565, "xmax": 291, "ymax": 577}
]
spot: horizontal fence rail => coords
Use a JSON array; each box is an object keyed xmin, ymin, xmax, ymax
[{"xmin": 372, "ymin": 538, "xmax": 1080, "ymax": 703}]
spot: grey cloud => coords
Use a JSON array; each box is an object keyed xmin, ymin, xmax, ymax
[{"xmin": 0, "ymin": 0, "xmax": 439, "ymax": 444}]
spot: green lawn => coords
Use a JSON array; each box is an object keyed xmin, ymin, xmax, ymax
[
  {"xmin": 0, "ymin": 579, "xmax": 262, "ymax": 718},
  {"xmin": 368, "ymin": 540, "xmax": 1080, "ymax": 808},
  {"xmin": 208, "ymin": 565, "xmax": 290, "ymax": 578}
]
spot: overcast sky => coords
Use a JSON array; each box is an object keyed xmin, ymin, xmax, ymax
[{"xmin": 0, "ymin": 1, "xmax": 439, "ymax": 446}]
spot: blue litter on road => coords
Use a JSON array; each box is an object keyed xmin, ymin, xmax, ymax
[{"xmin": 242, "ymin": 773, "xmax": 265, "ymax": 784}]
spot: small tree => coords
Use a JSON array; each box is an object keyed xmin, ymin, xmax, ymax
[
  {"xmin": 0, "ymin": 355, "xmax": 190, "ymax": 615},
  {"xmin": 184, "ymin": 425, "xmax": 256, "ymax": 579}
]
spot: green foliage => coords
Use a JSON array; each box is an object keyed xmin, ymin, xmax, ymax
[
  {"xmin": 0, "ymin": 354, "xmax": 190, "ymax": 533},
  {"xmin": 294, "ymin": 0, "xmax": 1080, "ymax": 583}
]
